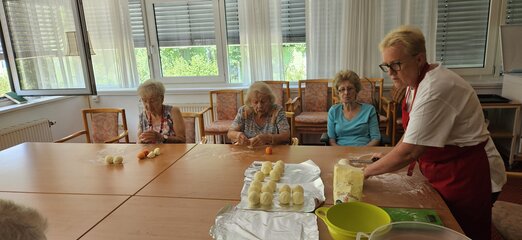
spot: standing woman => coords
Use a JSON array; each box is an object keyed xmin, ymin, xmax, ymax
[
  {"xmin": 363, "ymin": 26, "xmax": 504, "ymax": 240},
  {"xmin": 228, "ymin": 82, "xmax": 290, "ymax": 147},
  {"xmin": 327, "ymin": 70, "xmax": 381, "ymax": 146},
  {"xmin": 137, "ymin": 80, "xmax": 185, "ymax": 143}
]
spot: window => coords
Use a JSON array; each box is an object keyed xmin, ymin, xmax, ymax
[
  {"xmin": 436, "ymin": 0, "xmax": 500, "ymax": 75},
  {"xmin": 0, "ymin": 29, "xmax": 10, "ymax": 97},
  {"xmin": 0, "ymin": 0, "xmax": 95, "ymax": 95},
  {"xmin": 506, "ymin": 0, "xmax": 522, "ymax": 24}
]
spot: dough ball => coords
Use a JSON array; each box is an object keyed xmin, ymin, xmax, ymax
[
  {"xmin": 113, "ymin": 156, "xmax": 123, "ymax": 164},
  {"xmin": 260, "ymin": 192, "xmax": 273, "ymax": 206},
  {"xmin": 292, "ymin": 185, "xmax": 304, "ymax": 194},
  {"xmin": 248, "ymin": 185, "xmax": 261, "ymax": 194},
  {"xmin": 248, "ymin": 191, "xmax": 260, "ymax": 206},
  {"xmin": 261, "ymin": 161, "xmax": 273, "ymax": 171},
  {"xmin": 279, "ymin": 184, "xmax": 291, "ymax": 193},
  {"xmin": 250, "ymin": 181, "xmax": 263, "ymax": 190},
  {"xmin": 267, "ymin": 180, "xmax": 277, "ymax": 193},
  {"xmin": 261, "ymin": 165, "xmax": 271, "ymax": 175},
  {"xmin": 275, "ymin": 160, "xmax": 284, "ymax": 169},
  {"xmin": 292, "ymin": 191, "xmax": 304, "ymax": 205},
  {"xmin": 254, "ymin": 171, "xmax": 265, "ymax": 182},
  {"xmin": 104, "ymin": 155, "xmax": 114, "ymax": 164},
  {"xmin": 279, "ymin": 191, "xmax": 291, "ymax": 205},
  {"xmin": 261, "ymin": 183, "xmax": 274, "ymax": 193},
  {"xmin": 153, "ymin": 147, "xmax": 161, "ymax": 156},
  {"xmin": 269, "ymin": 169, "xmax": 281, "ymax": 181},
  {"xmin": 273, "ymin": 164, "xmax": 284, "ymax": 173},
  {"xmin": 136, "ymin": 151, "xmax": 146, "ymax": 159},
  {"xmin": 147, "ymin": 151, "xmax": 156, "ymax": 158}
]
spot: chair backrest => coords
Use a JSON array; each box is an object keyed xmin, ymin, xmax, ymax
[
  {"xmin": 298, "ymin": 79, "xmax": 331, "ymax": 112},
  {"xmin": 209, "ymin": 90, "xmax": 244, "ymax": 122},
  {"xmin": 181, "ymin": 111, "xmax": 205, "ymax": 143},
  {"xmin": 82, "ymin": 108, "xmax": 129, "ymax": 143},
  {"xmin": 263, "ymin": 80, "xmax": 291, "ymax": 109}
]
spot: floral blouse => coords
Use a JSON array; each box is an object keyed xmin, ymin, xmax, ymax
[{"xmin": 230, "ymin": 104, "xmax": 289, "ymax": 139}]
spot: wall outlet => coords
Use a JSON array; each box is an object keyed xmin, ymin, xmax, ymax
[{"xmin": 91, "ymin": 95, "xmax": 100, "ymax": 102}]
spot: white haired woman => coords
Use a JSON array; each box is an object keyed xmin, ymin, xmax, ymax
[
  {"xmin": 137, "ymin": 80, "xmax": 185, "ymax": 143},
  {"xmin": 227, "ymin": 81, "xmax": 290, "ymax": 147}
]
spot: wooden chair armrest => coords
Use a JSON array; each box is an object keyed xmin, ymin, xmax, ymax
[
  {"xmin": 290, "ymin": 137, "xmax": 299, "ymax": 146},
  {"xmin": 199, "ymin": 106, "xmax": 211, "ymax": 114},
  {"xmin": 199, "ymin": 136, "xmax": 208, "ymax": 144},
  {"xmin": 286, "ymin": 97, "xmax": 301, "ymax": 114},
  {"xmin": 105, "ymin": 130, "xmax": 129, "ymax": 143},
  {"xmin": 54, "ymin": 130, "xmax": 87, "ymax": 143}
]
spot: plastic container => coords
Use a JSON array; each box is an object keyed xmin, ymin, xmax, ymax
[
  {"xmin": 356, "ymin": 221, "xmax": 471, "ymax": 240},
  {"xmin": 315, "ymin": 202, "xmax": 391, "ymax": 240}
]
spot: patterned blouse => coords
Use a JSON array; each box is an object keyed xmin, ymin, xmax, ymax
[
  {"xmin": 230, "ymin": 104, "xmax": 289, "ymax": 139},
  {"xmin": 138, "ymin": 105, "xmax": 175, "ymax": 138}
]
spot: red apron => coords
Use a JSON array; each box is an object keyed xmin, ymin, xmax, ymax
[{"xmin": 401, "ymin": 68, "xmax": 492, "ymax": 240}]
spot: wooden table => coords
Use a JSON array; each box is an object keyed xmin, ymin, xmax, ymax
[
  {"xmin": 0, "ymin": 192, "xmax": 128, "ymax": 240},
  {"xmin": 0, "ymin": 142, "xmax": 194, "ymax": 195}
]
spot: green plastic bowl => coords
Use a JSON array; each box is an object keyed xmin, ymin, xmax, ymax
[{"xmin": 315, "ymin": 202, "xmax": 391, "ymax": 240}]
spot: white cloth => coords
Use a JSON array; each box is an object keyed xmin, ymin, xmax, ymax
[{"xmin": 404, "ymin": 64, "xmax": 506, "ymax": 192}]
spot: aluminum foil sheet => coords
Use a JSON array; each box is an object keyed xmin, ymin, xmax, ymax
[
  {"xmin": 238, "ymin": 160, "xmax": 325, "ymax": 212},
  {"xmin": 210, "ymin": 205, "xmax": 319, "ymax": 240}
]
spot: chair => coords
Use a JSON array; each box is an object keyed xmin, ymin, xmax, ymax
[
  {"xmin": 203, "ymin": 90, "xmax": 244, "ymax": 143},
  {"xmin": 182, "ymin": 110, "xmax": 208, "ymax": 144},
  {"xmin": 263, "ymin": 80, "xmax": 296, "ymax": 139},
  {"xmin": 380, "ymin": 84, "xmax": 407, "ymax": 146},
  {"xmin": 55, "ymin": 108, "xmax": 129, "ymax": 143},
  {"xmin": 286, "ymin": 79, "xmax": 332, "ymax": 144}
]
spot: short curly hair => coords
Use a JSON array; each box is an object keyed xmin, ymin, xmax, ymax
[
  {"xmin": 137, "ymin": 79, "xmax": 165, "ymax": 100},
  {"xmin": 0, "ymin": 199, "xmax": 47, "ymax": 240},
  {"xmin": 333, "ymin": 70, "xmax": 361, "ymax": 98},
  {"xmin": 245, "ymin": 82, "xmax": 276, "ymax": 109}
]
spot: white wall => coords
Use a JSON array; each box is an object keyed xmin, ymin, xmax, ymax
[{"xmin": 0, "ymin": 96, "xmax": 89, "ymax": 142}]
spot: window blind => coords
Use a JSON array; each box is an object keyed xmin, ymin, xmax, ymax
[
  {"xmin": 436, "ymin": 0, "xmax": 490, "ymax": 68},
  {"xmin": 129, "ymin": 0, "xmax": 146, "ymax": 47},
  {"xmin": 506, "ymin": 0, "xmax": 522, "ymax": 24}
]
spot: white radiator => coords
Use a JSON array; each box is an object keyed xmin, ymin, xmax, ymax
[
  {"xmin": 176, "ymin": 104, "xmax": 212, "ymax": 143},
  {"xmin": 0, "ymin": 119, "xmax": 53, "ymax": 150}
]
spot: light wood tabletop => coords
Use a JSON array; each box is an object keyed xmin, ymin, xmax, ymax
[
  {"xmin": 81, "ymin": 197, "xmax": 238, "ymax": 240},
  {"xmin": 0, "ymin": 142, "xmax": 195, "ymax": 195},
  {"xmin": 0, "ymin": 192, "xmax": 128, "ymax": 240}
]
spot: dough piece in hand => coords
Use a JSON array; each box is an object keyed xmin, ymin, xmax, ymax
[
  {"xmin": 113, "ymin": 156, "xmax": 123, "ymax": 164},
  {"xmin": 248, "ymin": 191, "xmax": 260, "ymax": 206},
  {"xmin": 254, "ymin": 171, "xmax": 265, "ymax": 182},
  {"xmin": 292, "ymin": 185, "xmax": 304, "ymax": 193},
  {"xmin": 104, "ymin": 155, "xmax": 114, "ymax": 164},
  {"xmin": 260, "ymin": 192, "xmax": 273, "ymax": 206},
  {"xmin": 279, "ymin": 184, "xmax": 291, "ymax": 193},
  {"xmin": 153, "ymin": 147, "xmax": 160, "ymax": 156},
  {"xmin": 292, "ymin": 191, "xmax": 304, "ymax": 205},
  {"xmin": 269, "ymin": 169, "xmax": 281, "ymax": 181},
  {"xmin": 279, "ymin": 191, "xmax": 291, "ymax": 205},
  {"xmin": 147, "ymin": 151, "xmax": 156, "ymax": 158}
]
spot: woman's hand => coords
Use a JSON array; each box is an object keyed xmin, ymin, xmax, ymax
[
  {"xmin": 234, "ymin": 132, "xmax": 249, "ymax": 145},
  {"xmin": 139, "ymin": 130, "xmax": 162, "ymax": 143},
  {"xmin": 249, "ymin": 134, "xmax": 271, "ymax": 147}
]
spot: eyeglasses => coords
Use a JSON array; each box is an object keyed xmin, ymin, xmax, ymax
[
  {"xmin": 338, "ymin": 87, "xmax": 355, "ymax": 94},
  {"xmin": 379, "ymin": 61, "xmax": 402, "ymax": 72}
]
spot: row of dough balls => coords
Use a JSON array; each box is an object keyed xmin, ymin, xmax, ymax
[
  {"xmin": 248, "ymin": 183, "xmax": 304, "ymax": 206},
  {"xmin": 104, "ymin": 155, "xmax": 123, "ymax": 164},
  {"xmin": 255, "ymin": 160, "xmax": 285, "ymax": 182}
]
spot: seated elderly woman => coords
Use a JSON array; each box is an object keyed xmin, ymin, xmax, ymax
[
  {"xmin": 327, "ymin": 70, "xmax": 381, "ymax": 146},
  {"xmin": 0, "ymin": 199, "xmax": 47, "ymax": 240},
  {"xmin": 137, "ymin": 80, "xmax": 185, "ymax": 143},
  {"xmin": 227, "ymin": 82, "xmax": 290, "ymax": 146}
]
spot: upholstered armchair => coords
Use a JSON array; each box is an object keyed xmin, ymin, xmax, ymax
[
  {"xmin": 55, "ymin": 108, "xmax": 129, "ymax": 143},
  {"xmin": 203, "ymin": 90, "xmax": 244, "ymax": 143},
  {"xmin": 182, "ymin": 110, "xmax": 208, "ymax": 144},
  {"xmin": 380, "ymin": 84, "xmax": 406, "ymax": 146}
]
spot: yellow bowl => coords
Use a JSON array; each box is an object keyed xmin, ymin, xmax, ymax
[{"xmin": 315, "ymin": 202, "xmax": 391, "ymax": 240}]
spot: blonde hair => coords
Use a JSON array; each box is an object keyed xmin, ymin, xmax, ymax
[
  {"xmin": 333, "ymin": 70, "xmax": 361, "ymax": 97},
  {"xmin": 0, "ymin": 199, "xmax": 47, "ymax": 240},
  {"xmin": 137, "ymin": 79, "xmax": 165, "ymax": 100},
  {"xmin": 245, "ymin": 82, "xmax": 276, "ymax": 108},
  {"xmin": 379, "ymin": 25, "xmax": 426, "ymax": 56}
]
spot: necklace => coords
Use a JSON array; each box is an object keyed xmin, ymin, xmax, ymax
[{"xmin": 147, "ymin": 105, "xmax": 165, "ymax": 134}]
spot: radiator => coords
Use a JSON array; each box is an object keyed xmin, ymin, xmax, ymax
[
  {"xmin": 0, "ymin": 119, "xmax": 53, "ymax": 151},
  {"xmin": 176, "ymin": 104, "xmax": 212, "ymax": 143}
]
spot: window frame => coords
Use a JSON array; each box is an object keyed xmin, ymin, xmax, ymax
[{"xmin": 144, "ymin": 0, "xmax": 228, "ymax": 84}]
